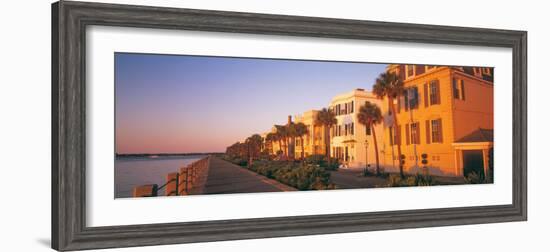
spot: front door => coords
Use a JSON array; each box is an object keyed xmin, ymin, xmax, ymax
[{"xmin": 462, "ymin": 150, "xmax": 484, "ymax": 178}]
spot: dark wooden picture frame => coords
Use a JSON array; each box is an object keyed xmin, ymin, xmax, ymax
[{"xmin": 52, "ymin": 1, "xmax": 527, "ymax": 251}]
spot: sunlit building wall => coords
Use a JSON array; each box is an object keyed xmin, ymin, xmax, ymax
[
  {"xmin": 293, "ymin": 110, "xmax": 328, "ymax": 158},
  {"xmin": 381, "ymin": 64, "xmax": 494, "ymax": 176}
]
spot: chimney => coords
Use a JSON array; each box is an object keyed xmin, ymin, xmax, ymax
[{"xmin": 288, "ymin": 115, "xmax": 292, "ymax": 125}]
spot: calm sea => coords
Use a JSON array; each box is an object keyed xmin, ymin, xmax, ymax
[{"xmin": 115, "ymin": 155, "xmax": 205, "ymax": 198}]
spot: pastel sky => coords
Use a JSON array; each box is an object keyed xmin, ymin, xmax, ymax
[{"xmin": 115, "ymin": 53, "xmax": 387, "ymax": 154}]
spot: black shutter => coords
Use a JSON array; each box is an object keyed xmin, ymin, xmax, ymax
[
  {"xmin": 460, "ymin": 80, "xmax": 466, "ymax": 101},
  {"xmin": 425, "ymin": 120, "xmax": 431, "ymax": 144}
]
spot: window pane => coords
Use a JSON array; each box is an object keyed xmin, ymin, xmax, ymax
[
  {"xmin": 407, "ymin": 65, "xmax": 414, "ymax": 77},
  {"xmin": 453, "ymin": 78, "xmax": 460, "ymax": 99},
  {"xmin": 403, "ymin": 90, "xmax": 409, "ymax": 111}
]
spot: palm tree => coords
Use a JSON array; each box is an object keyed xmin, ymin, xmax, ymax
[
  {"xmin": 294, "ymin": 122, "xmax": 309, "ymax": 160},
  {"xmin": 315, "ymin": 108, "xmax": 337, "ymax": 166},
  {"xmin": 275, "ymin": 125, "xmax": 289, "ymax": 159},
  {"xmin": 265, "ymin": 132, "xmax": 277, "ymax": 155},
  {"xmin": 246, "ymin": 134, "xmax": 263, "ymax": 166},
  {"xmin": 357, "ymin": 101, "xmax": 383, "ymax": 175},
  {"xmin": 272, "ymin": 129, "xmax": 283, "ymax": 158},
  {"xmin": 373, "ymin": 71, "xmax": 405, "ymax": 177},
  {"xmin": 226, "ymin": 142, "xmax": 241, "ymax": 158},
  {"xmin": 287, "ymin": 122, "xmax": 298, "ymax": 160}
]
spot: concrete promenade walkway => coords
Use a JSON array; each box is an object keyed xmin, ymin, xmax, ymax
[{"xmin": 202, "ymin": 156, "xmax": 297, "ymax": 194}]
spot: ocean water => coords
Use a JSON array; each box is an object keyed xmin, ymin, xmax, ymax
[{"xmin": 115, "ymin": 155, "xmax": 205, "ymax": 198}]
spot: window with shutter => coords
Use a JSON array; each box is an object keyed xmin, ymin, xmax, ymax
[
  {"xmin": 416, "ymin": 123, "xmax": 420, "ymax": 144},
  {"xmin": 438, "ymin": 119, "xmax": 443, "ymax": 143},
  {"xmin": 403, "ymin": 90, "xmax": 409, "ymax": 111},
  {"xmin": 429, "ymin": 80, "xmax": 441, "ymax": 105},
  {"xmin": 407, "ymin": 65, "xmax": 414, "ymax": 78},
  {"xmin": 411, "ymin": 87, "xmax": 419, "ymax": 109},
  {"xmin": 396, "ymin": 97, "xmax": 401, "ymax": 113},
  {"xmin": 344, "ymin": 124, "xmax": 347, "ymax": 136},
  {"xmin": 431, "ymin": 120, "xmax": 437, "ymax": 142},
  {"xmin": 431, "ymin": 119, "xmax": 443, "ymax": 143},
  {"xmin": 405, "ymin": 124, "xmax": 410, "ymax": 145},
  {"xmin": 435, "ymin": 81, "xmax": 441, "ymax": 104},
  {"xmin": 430, "ymin": 81, "xmax": 436, "ymax": 104},
  {"xmin": 453, "ymin": 78, "xmax": 460, "ymax": 99},
  {"xmin": 396, "ymin": 125, "xmax": 401, "ymax": 145},
  {"xmin": 425, "ymin": 120, "xmax": 431, "ymax": 144}
]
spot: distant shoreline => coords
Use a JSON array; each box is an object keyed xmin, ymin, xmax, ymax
[{"xmin": 116, "ymin": 152, "xmax": 222, "ymax": 158}]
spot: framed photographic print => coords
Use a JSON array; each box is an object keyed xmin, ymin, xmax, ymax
[{"xmin": 52, "ymin": 1, "xmax": 527, "ymax": 251}]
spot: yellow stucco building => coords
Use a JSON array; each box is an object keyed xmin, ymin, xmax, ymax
[
  {"xmin": 293, "ymin": 110, "xmax": 328, "ymax": 158},
  {"xmin": 256, "ymin": 64, "xmax": 493, "ymax": 177},
  {"xmin": 381, "ymin": 64, "xmax": 494, "ymax": 177}
]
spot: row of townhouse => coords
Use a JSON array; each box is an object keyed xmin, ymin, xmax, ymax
[{"xmin": 262, "ymin": 64, "xmax": 494, "ymax": 177}]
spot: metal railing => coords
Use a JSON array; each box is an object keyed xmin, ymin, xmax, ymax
[{"xmin": 132, "ymin": 156, "xmax": 210, "ymax": 197}]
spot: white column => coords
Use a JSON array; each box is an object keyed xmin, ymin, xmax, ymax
[{"xmin": 482, "ymin": 148, "xmax": 489, "ymax": 178}]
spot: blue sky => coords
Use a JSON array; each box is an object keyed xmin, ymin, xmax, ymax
[{"xmin": 115, "ymin": 53, "xmax": 387, "ymax": 153}]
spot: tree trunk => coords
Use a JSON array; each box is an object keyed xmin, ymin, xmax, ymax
[
  {"xmin": 247, "ymin": 142, "xmax": 252, "ymax": 167},
  {"xmin": 278, "ymin": 139, "xmax": 283, "ymax": 158},
  {"xmin": 325, "ymin": 125, "xmax": 331, "ymax": 166},
  {"xmin": 300, "ymin": 136, "xmax": 305, "ymax": 160},
  {"xmin": 389, "ymin": 97, "xmax": 404, "ymax": 177},
  {"xmin": 372, "ymin": 124, "xmax": 380, "ymax": 175},
  {"xmin": 290, "ymin": 136, "xmax": 295, "ymax": 160},
  {"xmin": 285, "ymin": 137, "xmax": 289, "ymax": 159}
]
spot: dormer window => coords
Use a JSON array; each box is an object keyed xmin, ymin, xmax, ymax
[
  {"xmin": 415, "ymin": 65, "xmax": 425, "ymax": 75},
  {"xmin": 406, "ymin": 65, "xmax": 414, "ymax": 78},
  {"xmin": 473, "ymin": 67, "xmax": 482, "ymax": 77}
]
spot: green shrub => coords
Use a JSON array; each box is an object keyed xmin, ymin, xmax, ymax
[
  {"xmin": 304, "ymin": 154, "xmax": 340, "ymax": 171},
  {"xmin": 247, "ymin": 160, "xmax": 334, "ymax": 190},
  {"xmin": 464, "ymin": 171, "xmax": 491, "ymax": 184},
  {"xmin": 387, "ymin": 174, "xmax": 402, "ymax": 187},
  {"xmin": 414, "ymin": 173, "xmax": 435, "ymax": 186}
]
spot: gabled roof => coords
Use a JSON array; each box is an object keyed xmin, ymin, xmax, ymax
[{"xmin": 455, "ymin": 128, "xmax": 493, "ymax": 143}]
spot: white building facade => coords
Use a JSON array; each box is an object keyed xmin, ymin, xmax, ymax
[{"xmin": 329, "ymin": 89, "xmax": 386, "ymax": 169}]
